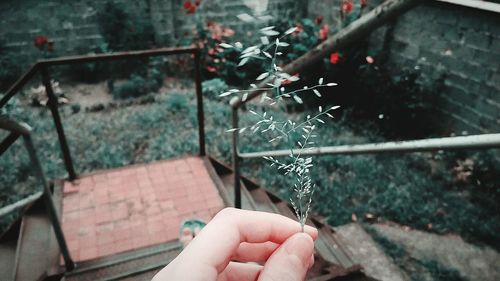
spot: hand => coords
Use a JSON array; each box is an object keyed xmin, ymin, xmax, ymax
[{"xmin": 153, "ymin": 208, "xmax": 318, "ymax": 281}]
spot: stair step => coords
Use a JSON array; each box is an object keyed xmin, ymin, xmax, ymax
[
  {"xmin": 246, "ymin": 185, "xmax": 280, "ymax": 214},
  {"xmin": 220, "ymin": 174, "xmax": 258, "ymax": 211},
  {"xmin": 13, "ymin": 200, "xmax": 54, "ymax": 281},
  {"xmin": 65, "ymin": 240, "xmax": 182, "ymax": 281},
  {"xmin": 0, "ymin": 220, "xmax": 20, "ymax": 281}
]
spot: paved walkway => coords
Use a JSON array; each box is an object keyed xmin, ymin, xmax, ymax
[{"xmin": 61, "ymin": 156, "xmax": 224, "ymax": 262}]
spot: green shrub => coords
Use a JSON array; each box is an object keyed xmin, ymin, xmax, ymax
[
  {"xmin": 202, "ymin": 78, "xmax": 228, "ymax": 99},
  {"xmin": 97, "ymin": 1, "xmax": 154, "ymax": 52},
  {"xmin": 164, "ymin": 93, "xmax": 189, "ymax": 111},
  {"xmin": 0, "ymin": 41, "xmax": 22, "ymax": 91}
]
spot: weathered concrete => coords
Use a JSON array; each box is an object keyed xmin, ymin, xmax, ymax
[
  {"xmin": 335, "ymin": 223, "xmax": 409, "ymax": 281},
  {"xmin": 371, "ymin": 223, "xmax": 500, "ymax": 281}
]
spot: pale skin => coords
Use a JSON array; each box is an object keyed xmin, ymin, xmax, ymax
[{"xmin": 153, "ymin": 208, "xmax": 318, "ymax": 281}]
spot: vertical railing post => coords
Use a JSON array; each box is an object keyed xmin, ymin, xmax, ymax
[
  {"xmin": 40, "ymin": 65, "xmax": 77, "ymax": 180},
  {"xmin": 194, "ymin": 50, "xmax": 206, "ymax": 156},
  {"xmin": 231, "ymin": 106, "xmax": 241, "ymax": 209},
  {"xmin": 23, "ymin": 134, "xmax": 75, "ymax": 271}
]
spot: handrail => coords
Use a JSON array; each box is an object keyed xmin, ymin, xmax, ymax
[
  {"xmin": 0, "ymin": 116, "xmax": 75, "ymax": 270},
  {"xmin": 229, "ymin": 0, "xmax": 419, "ymax": 109},
  {"xmin": 238, "ymin": 134, "xmax": 500, "ymax": 159},
  {"xmin": 0, "ymin": 46, "xmax": 206, "ymax": 180}
]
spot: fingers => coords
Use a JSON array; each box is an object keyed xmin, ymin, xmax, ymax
[
  {"xmin": 180, "ymin": 208, "xmax": 318, "ymax": 273},
  {"xmin": 153, "ymin": 208, "xmax": 318, "ymax": 281},
  {"xmin": 258, "ymin": 233, "xmax": 315, "ymax": 281},
  {"xmin": 232, "ymin": 242, "xmax": 279, "ymax": 262},
  {"xmin": 217, "ymin": 262, "xmax": 263, "ymax": 281}
]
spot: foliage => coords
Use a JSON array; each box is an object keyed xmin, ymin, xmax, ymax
[
  {"xmin": 67, "ymin": 44, "xmax": 111, "ymax": 83},
  {"xmin": 219, "ymin": 25, "xmax": 340, "ymax": 229},
  {"xmin": 97, "ymin": 1, "xmax": 154, "ymax": 51},
  {"xmin": 202, "ymin": 78, "xmax": 228, "ymax": 99},
  {"xmin": 112, "ymin": 62, "xmax": 163, "ymax": 99},
  {"xmin": 164, "ymin": 93, "xmax": 189, "ymax": 111},
  {"xmin": 0, "ymin": 41, "xmax": 22, "ymax": 91}
]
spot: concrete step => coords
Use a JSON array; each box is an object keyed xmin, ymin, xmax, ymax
[{"xmin": 65, "ymin": 240, "xmax": 182, "ymax": 281}]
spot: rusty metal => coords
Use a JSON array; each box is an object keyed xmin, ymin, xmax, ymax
[
  {"xmin": 194, "ymin": 50, "xmax": 206, "ymax": 156},
  {"xmin": 40, "ymin": 66, "xmax": 77, "ymax": 180},
  {"xmin": 37, "ymin": 46, "xmax": 198, "ymax": 66}
]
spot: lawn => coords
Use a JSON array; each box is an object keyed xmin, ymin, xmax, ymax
[{"xmin": 1, "ymin": 83, "xmax": 499, "ymax": 254}]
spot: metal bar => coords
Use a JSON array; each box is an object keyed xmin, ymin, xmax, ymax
[
  {"xmin": 435, "ymin": 0, "xmax": 500, "ymax": 13},
  {"xmin": 0, "ymin": 64, "xmax": 39, "ymax": 108},
  {"xmin": 194, "ymin": 50, "xmax": 206, "ymax": 156},
  {"xmin": 0, "ymin": 115, "xmax": 32, "ymax": 135},
  {"xmin": 232, "ymin": 107, "xmax": 241, "ymax": 209},
  {"xmin": 230, "ymin": 0, "xmax": 419, "ymax": 109},
  {"xmin": 23, "ymin": 134, "xmax": 75, "ymax": 271},
  {"xmin": 0, "ymin": 132, "xmax": 20, "ymax": 155},
  {"xmin": 40, "ymin": 66, "xmax": 77, "ymax": 180},
  {"xmin": 239, "ymin": 133, "xmax": 500, "ymax": 159},
  {"xmin": 0, "ymin": 191, "xmax": 43, "ymax": 217},
  {"xmin": 38, "ymin": 46, "xmax": 198, "ymax": 66}
]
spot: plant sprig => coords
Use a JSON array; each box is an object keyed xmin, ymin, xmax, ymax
[{"xmin": 220, "ymin": 25, "xmax": 339, "ymax": 231}]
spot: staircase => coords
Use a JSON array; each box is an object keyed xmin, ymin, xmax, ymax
[
  {"xmin": 205, "ymin": 157, "xmax": 376, "ymax": 280},
  {"xmin": 0, "ymin": 185, "xmax": 63, "ymax": 281},
  {"xmin": 0, "ymin": 156, "xmax": 378, "ymax": 281}
]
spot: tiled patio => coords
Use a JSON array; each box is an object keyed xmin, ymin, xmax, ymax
[{"xmin": 61, "ymin": 156, "xmax": 224, "ymax": 262}]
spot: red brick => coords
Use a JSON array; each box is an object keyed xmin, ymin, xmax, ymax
[
  {"xmin": 97, "ymin": 232, "xmax": 115, "ymax": 245},
  {"xmin": 98, "ymin": 242, "xmax": 116, "ymax": 257},
  {"xmin": 80, "ymin": 246, "xmax": 98, "ymax": 261}
]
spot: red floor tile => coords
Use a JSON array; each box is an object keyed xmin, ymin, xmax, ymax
[{"xmin": 61, "ymin": 156, "xmax": 224, "ymax": 262}]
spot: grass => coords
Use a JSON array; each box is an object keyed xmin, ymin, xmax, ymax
[{"xmin": 1, "ymin": 88, "xmax": 499, "ymax": 254}]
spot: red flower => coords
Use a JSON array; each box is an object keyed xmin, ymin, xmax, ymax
[
  {"xmin": 195, "ymin": 0, "xmax": 201, "ymax": 6},
  {"xmin": 341, "ymin": 1, "xmax": 353, "ymax": 13},
  {"xmin": 206, "ymin": 66, "xmax": 217, "ymax": 73},
  {"xmin": 330, "ymin": 53, "xmax": 340, "ymax": 64},
  {"xmin": 361, "ymin": 0, "xmax": 368, "ymax": 7},
  {"xmin": 208, "ymin": 48, "xmax": 216, "ymax": 56},
  {"xmin": 187, "ymin": 5, "xmax": 196, "ymax": 14},
  {"xmin": 319, "ymin": 25, "xmax": 329, "ymax": 41},
  {"xmin": 183, "ymin": 1, "xmax": 192, "ymax": 9},
  {"xmin": 34, "ymin": 35, "xmax": 48, "ymax": 48},
  {"xmin": 314, "ymin": 16, "xmax": 323, "ymax": 25}
]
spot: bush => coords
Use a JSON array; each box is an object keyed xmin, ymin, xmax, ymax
[
  {"xmin": 202, "ymin": 78, "xmax": 228, "ymax": 99},
  {"xmin": 0, "ymin": 41, "xmax": 22, "ymax": 91},
  {"xmin": 112, "ymin": 63, "xmax": 164, "ymax": 99},
  {"xmin": 164, "ymin": 93, "xmax": 189, "ymax": 111},
  {"xmin": 97, "ymin": 1, "xmax": 154, "ymax": 52}
]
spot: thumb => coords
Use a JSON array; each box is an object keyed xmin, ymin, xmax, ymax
[{"xmin": 258, "ymin": 232, "xmax": 314, "ymax": 281}]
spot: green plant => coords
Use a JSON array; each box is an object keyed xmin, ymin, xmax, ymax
[
  {"xmin": 202, "ymin": 78, "xmax": 228, "ymax": 99},
  {"xmin": 97, "ymin": 1, "xmax": 154, "ymax": 52},
  {"xmin": 112, "ymin": 63, "xmax": 164, "ymax": 99},
  {"xmin": 220, "ymin": 25, "xmax": 339, "ymax": 230},
  {"xmin": 0, "ymin": 41, "xmax": 22, "ymax": 91},
  {"xmin": 164, "ymin": 93, "xmax": 189, "ymax": 111}
]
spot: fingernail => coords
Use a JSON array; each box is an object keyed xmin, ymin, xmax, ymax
[
  {"xmin": 285, "ymin": 233, "xmax": 314, "ymax": 266},
  {"xmin": 304, "ymin": 225, "xmax": 318, "ymax": 240}
]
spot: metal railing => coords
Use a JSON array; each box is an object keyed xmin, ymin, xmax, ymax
[
  {"xmin": 230, "ymin": 102, "xmax": 500, "ymax": 208},
  {"xmin": 0, "ymin": 47, "xmax": 206, "ymax": 271},
  {"xmin": 0, "ymin": 47, "xmax": 206, "ymax": 181},
  {"xmin": 0, "ymin": 116, "xmax": 75, "ymax": 270}
]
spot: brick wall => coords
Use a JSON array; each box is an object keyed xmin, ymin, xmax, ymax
[
  {"xmin": 307, "ymin": 0, "xmax": 500, "ymax": 134},
  {"xmin": 0, "ymin": 0, "xmax": 296, "ymax": 66}
]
